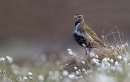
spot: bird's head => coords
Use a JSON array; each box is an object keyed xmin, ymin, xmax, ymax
[{"xmin": 73, "ymin": 14, "xmax": 84, "ymax": 22}]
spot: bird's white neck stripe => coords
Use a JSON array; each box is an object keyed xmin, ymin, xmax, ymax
[
  {"xmin": 73, "ymin": 23, "xmax": 92, "ymax": 40},
  {"xmin": 73, "ymin": 23, "xmax": 82, "ymax": 36}
]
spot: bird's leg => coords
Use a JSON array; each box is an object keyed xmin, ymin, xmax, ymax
[
  {"xmin": 85, "ymin": 48, "xmax": 88, "ymax": 56},
  {"xmin": 82, "ymin": 43, "xmax": 89, "ymax": 56}
]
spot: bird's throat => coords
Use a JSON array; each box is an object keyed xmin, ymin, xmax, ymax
[{"xmin": 75, "ymin": 21, "xmax": 81, "ymax": 27}]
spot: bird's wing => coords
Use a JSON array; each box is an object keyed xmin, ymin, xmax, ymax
[
  {"xmin": 84, "ymin": 24, "xmax": 106, "ymax": 47},
  {"xmin": 84, "ymin": 24, "xmax": 98, "ymax": 38}
]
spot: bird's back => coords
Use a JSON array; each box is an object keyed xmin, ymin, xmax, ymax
[
  {"xmin": 78, "ymin": 22, "xmax": 107, "ymax": 48},
  {"xmin": 83, "ymin": 23, "xmax": 107, "ymax": 47}
]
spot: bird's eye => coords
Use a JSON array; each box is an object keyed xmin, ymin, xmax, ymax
[{"xmin": 78, "ymin": 16, "xmax": 81, "ymax": 18}]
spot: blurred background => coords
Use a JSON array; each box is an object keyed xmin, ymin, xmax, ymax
[{"xmin": 0, "ymin": 0, "xmax": 130, "ymax": 61}]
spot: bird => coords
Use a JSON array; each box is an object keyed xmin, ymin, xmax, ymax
[{"xmin": 73, "ymin": 13, "xmax": 107, "ymax": 55}]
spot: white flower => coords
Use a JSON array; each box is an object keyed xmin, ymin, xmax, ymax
[
  {"xmin": 82, "ymin": 68, "xmax": 86, "ymax": 72},
  {"xmin": 81, "ymin": 61, "xmax": 85, "ymax": 65},
  {"xmin": 68, "ymin": 74, "xmax": 75, "ymax": 79},
  {"xmin": 67, "ymin": 48, "xmax": 74, "ymax": 56},
  {"xmin": 128, "ymin": 63, "xmax": 130, "ymax": 66},
  {"xmin": 28, "ymin": 72, "xmax": 33, "ymax": 76},
  {"xmin": 90, "ymin": 58, "xmax": 99, "ymax": 65},
  {"xmin": 0, "ymin": 57, "xmax": 5, "ymax": 62},
  {"xmin": 38, "ymin": 74, "xmax": 44, "ymax": 81},
  {"xmin": 23, "ymin": 76, "xmax": 27, "ymax": 81},
  {"xmin": 102, "ymin": 58, "xmax": 109, "ymax": 64},
  {"xmin": 117, "ymin": 55, "xmax": 122, "ymax": 60},
  {"xmin": 95, "ymin": 55, "xmax": 98, "ymax": 58},
  {"xmin": 89, "ymin": 52, "xmax": 95, "ymax": 58},
  {"xmin": 6, "ymin": 56, "xmax": 13, "ymax": 63},
  {"xmin": 74, "ymin": 66, "xmax": 77, "ymax": 70},
  {"xmin": 62, "ymin": 70, "xmax": 69, "ymax": 76},
  {"xmin": 6, "ymin": 56, "xmax": 10, "ymax": 60},
  {"xmin": 76, "ymin": 71, "xmax": 80, "ymax": 75},
  {"xmin": 114, "ymin": 61, "xmax": 119, "ymax": 67},
  {"xmin": 110, "ymin": 59, "xmax": 114, "ymax": 63},
  {"xmin": 82, "ymin": 43, "xmax": 86, "ymax": 47}
]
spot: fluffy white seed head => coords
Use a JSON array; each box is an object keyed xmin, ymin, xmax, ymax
[
  {"xmin": 115, "ymin": 61, "xmax": 119, "ymax": 67},
  {"xmin": 6, "ymin": 56, "xmax": 13, "ymax": 63},
  {"xmin": 89, "ymin": 52, "xmax": 95, "ymax": 58},
  {"xmin": 82, "ymin": 43, "xmax": 86, "ymax": 47},
  {"xmin": 117, "ymin": 55, "xmax": 122, "ymax": 60},
  {"xmin": 90, "ymin": 58, "xmax": 99, "ymax": 65},
  {"xmin": 0, "ymin": 57, "xmax": 5, "ymax": 62},
  {"xmin": 102, "ymin": 58, "xmax": 109, "ymax": 64},
  {"xmin": 74, "ymin": 66, "xmax": 77, "ymax": 70},
  {"xmin": 82, "ymin": 68, "xmax": 86, "ymax": 72},
  {"xmin": 95, "ymin": 55, "xmax": 98, "ymax": 58},
  {"xmin": 38, "ymin": 75, "xmax": 44, "ymax": 81},
  {"xmin": 76, "ymin": 71, "xmax": 80, "ymax": 75},
  {"xmin": 110, "ymin": 59, "xmax": 114, "ymax": 63},
  {"xmin": 81, "ymin": 61, "xmax": 85, "ymax": 65},
  {"xmin": 28, "ymin": 72, "xmax": 33, "ymax": 76},
  {"xmin": 62, "ymin": 70, "xmax": 69, "ymax": 76},
  {"xmin": 67, "ymin": 48, "xmax": 74, "ymax": 56},
  {"xmin": 128, "ymin": 63, "xmax": 130, "ymax": 66},
  {"xmin": 23, "ymin": 76, "xmax": 27, "ymax": 81},
  {"xmin": 68, "ymin": 74, "xmax": 75, "ymax": 79}
]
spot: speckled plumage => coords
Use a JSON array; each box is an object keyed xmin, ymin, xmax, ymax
[{"xmin": 73, "ymin": 14, "xmax": 107, "ymax": 54}]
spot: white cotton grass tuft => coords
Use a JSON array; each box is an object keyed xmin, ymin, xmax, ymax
[
  {"xmin": 23, "ymin": 76, "xmax": 27, "ymax": 81},
  {"xmin": 90, "ymin": 58, "xmax": 99, "ymax": 65},
  {"xmin": 89, "ymin": 52, "xmax": 95, "ymax": 58},
  {"xmin": 117, "ymin": 55, "xmax": 122, "ymax": 60},
  {"xmin": 62, "ymin": 70, "xmax": 69, "ymax": 77},
  {"xmin": 82, "ymin": 43, "xmax": 86, "ymax": 47},
  {"xmin": 114, "ymin": 61, "xmax": 120, "ymax": 67},
  {"xmin": 0, "ymin": 57, "xmax": 5, "ymax": 62},
  {"xmin": 74, "ymin": 66, "xmax": 77, "ymax": 70},
  {"xmin": 81, "ymin": 60, "xmax": 85, "ymax": 65},
  {"xmin": 110, "ymin": 59, "xmax": 114, "ymax": 63},
  {"xmin": 6, "ymin": 56, "xmax": 13, "ymax": 63},
  {"xmin": 76, "ymin": 71, "xmax": 80, "ymax": 75},
  {"xmin": 38, "ymin": 74, "xmax": 44, "ymax": 81},
  {"xmin": 67, "ymin": 48, "xmax": 75, "ymax": 56},
  {"xmin": 28, "ymin": 72, "xmax": 33, "ymax": 76},
  {"xmin": 68, "ymin": 74, "xmax": 76, "ymax": 79}
]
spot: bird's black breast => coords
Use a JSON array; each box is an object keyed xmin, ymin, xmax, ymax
[{"xmin": 73, "ymin": 33, "xmax": 87, "ymax": 47}]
